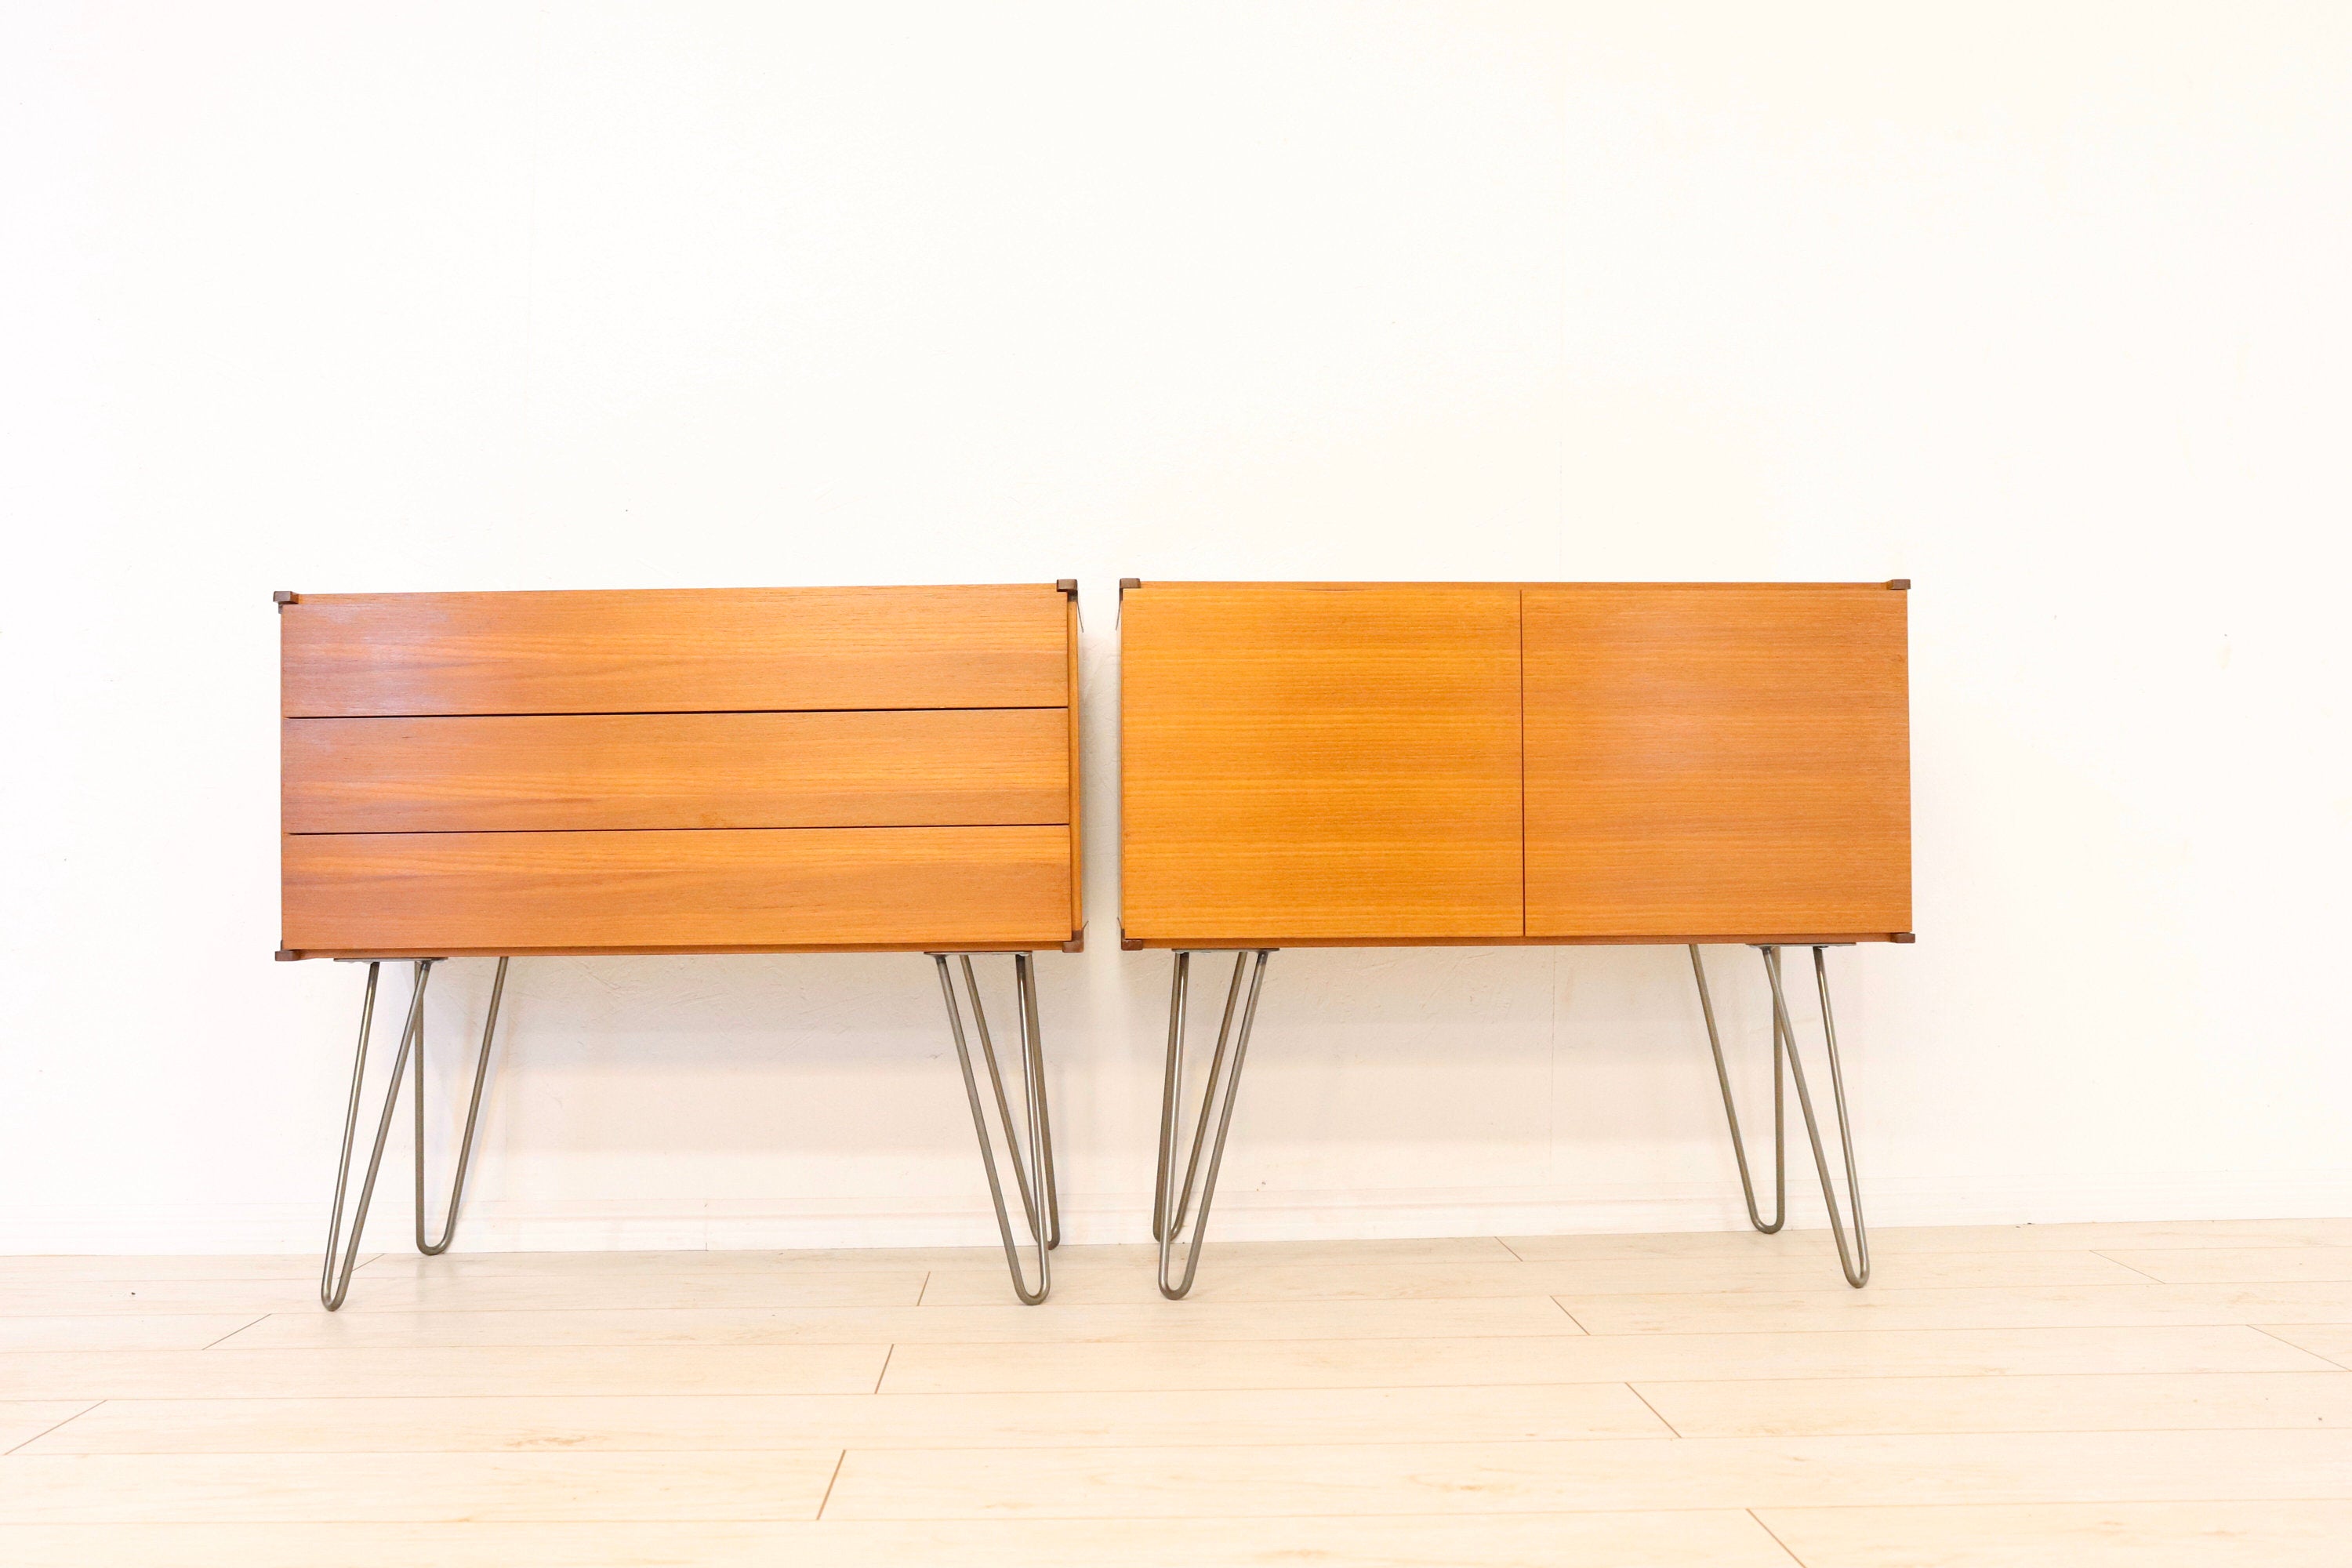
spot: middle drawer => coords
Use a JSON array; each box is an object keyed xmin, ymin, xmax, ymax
[{"xmin": 284, "ymin": 708, "xmax": 1069, "ymax": 833}]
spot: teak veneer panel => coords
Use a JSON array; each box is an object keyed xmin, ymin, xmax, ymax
[
  {"xmin": 281, "ymin": 826, "xmax": 1071, "ymax": 955},
  {"xmin": 282, "ymin": 710, "xmax": 1068, "ymax": 834},
  {"xmin": 1523, "ymin": 584, "xmax": 1910, "ymax": 939},
  {"xmin": 281, "ymin": 586, "xmax": 1068, "ymax": 717},
  {"xmin": 1121, "ymin": 584, "xmax": 1523, "ymax": 942}
]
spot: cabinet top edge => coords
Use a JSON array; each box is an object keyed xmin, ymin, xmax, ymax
[
  {"xmin": 1121, "ymin": 580, "xmax": 1907, "ymax": 592},
  {"xmin": 280, "ymin": 583, "xmax": 1067, "ymax": 606}
]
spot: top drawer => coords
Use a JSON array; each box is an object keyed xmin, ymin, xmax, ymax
[{"xmin": 281, "ymin": 585, "xmax": 1069, "ymax": 717}]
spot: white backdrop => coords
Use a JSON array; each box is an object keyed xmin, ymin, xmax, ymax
[{"xmin": 5, "ymin": 2, "xmax": 2348, "ymax": 1253}]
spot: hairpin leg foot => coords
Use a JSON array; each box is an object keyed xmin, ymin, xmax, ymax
[
  {"xmin": 320, "ymin": 957, "xmax": 510, "ymax": 1310},
  {"xmin": 1154, "ymin": 949, "xmax": 1272, "ymax": 1300},
  {"xmin": 935, "ymin": 952, "xmax": 1059, "ymax": 1304}
]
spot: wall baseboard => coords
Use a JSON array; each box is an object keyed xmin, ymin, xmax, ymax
[{"xmin": 7, "ymin": 1171, "xmax": 2351, "ymax": 1254}]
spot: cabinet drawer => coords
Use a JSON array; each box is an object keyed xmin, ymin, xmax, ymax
[
  {"xmin": 283, "ymin": 709, "xmax": 1069, "ymax": 833},
  {"xmin": 281, "ymin": 585, "xmax": 1069, "ymax": 717},
  {"xmin": 281, "ymin": 826, "xmax": 1073, "ymax": 955}
]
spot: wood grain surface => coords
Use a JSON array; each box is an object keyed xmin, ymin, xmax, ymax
[
  {"xmin": 1523, "ymin": 584, "xmax": 1909, "ymax": 939},
  {"xmin": 281, "ymin": 826, "xmax": 1072, "ymax": 953},
  {"xmin": 281, "ymin": 586, "xmax": 1068, "ymax": 717},
  {"xmin": 282, "ymin": 710, "xmax": 1067, "ymax": 834},
  {"xmin": 1120, "ymin": 584, "xmax": 1523, "ymax": 942},
  {"xmin": 278, "ymin": 584, "xmax": 1080, "ymax": 954}
]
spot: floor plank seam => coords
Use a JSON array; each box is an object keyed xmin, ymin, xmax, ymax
[
  {"xmin": 1533, "ymin": 1321, "xmax": 2349, "ymax": 1338},
  {"xmin": 36, "ymin": 1370, "xmax": 2350, "ymax": 1406},
  {"xmin": 4, "ymin": 1402, "xmax": 103, "ymax": 1456},
  {"xmin": 21, "ymin": 1421, "xmax": 2352, "ymax": 1454},
  {"xmin": 1747, "ymin": 1506, "xmax": 1810, "ymax": 1565},
  {"xmin": 2245, "ymin": 1323, "xmax": 2352, "ymax": 1370},
  {"xmin": 2089, "ymin": 1250, "xmax": 2167, "ymax": 1283},
  {"xmin": 200, "ymin": 1316, "xmax": 270, "ymax": 1350},
  {"xmin": 40, "ymin": 1377, "xmax": 1926, "ymax": 1396},
  {"xmin": 1622, "ymin": 1383, "xmax": 1682, "ymax": 1436},
  {"xmin": 813, "ymin": 1450, "xmax": 847, "ymax": 1520},
  {"xmin": 873, "ymin": 1345, "xmax": 895, "ymax": 1393}
]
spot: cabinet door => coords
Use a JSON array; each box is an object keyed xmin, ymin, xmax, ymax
[
  {"xmin": 1523, "ymin": 584, "xmax": 1910, "ymax": 940},
  {"xmin": 1121, "ymin": 584, "xmax": 1523, "ymax": 942}
]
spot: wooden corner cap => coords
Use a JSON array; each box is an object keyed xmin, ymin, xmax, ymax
[
  {"xmin": 1119, "ymin": 578, "xmax": 1142, "ymax": 593},
  {"xmin": 273, "ymin": 590, "xmax": 299, "ymax": 609},
  {"xmin": 1060, "ymin": 931, "xmax": 1085, "ymax": 953},
  {"xmin": 1886, "ymin": 579, "xmax": 1911, "ymax": 590},
  {"xmin": 274, "ymin": 947, "xmax": 301, "ymax": 961},
  {"xmin": 1120, "ymin": 931, "xmax": 1145, "ymax": 950},
  {"xmin": 1891, "ymin": 931, "xmax": 1916, "ymax": 943},
  {"xmin": 1055, "ymin": 579, "xmax": 1079, "ymax": 598}
]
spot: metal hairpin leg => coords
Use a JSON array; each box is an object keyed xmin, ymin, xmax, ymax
[
  {"xmin": 319, "ymin": 957, "xmax": 510, "ymax": 1310},
  {"xmin": 1153, "ymin": 949, "xmax": 1272, "ymax": 1300},
  {"xmin": 933, "ymin": 951, "xmax": 1060, "ymax": 1304},
  {"xmin": 417, "ymin": 956, "xmax": 508, "ymax": 1254},
  {"xmin": 1690, "ymin": 943, "xmax": 1869, "ymax": 1287},
  {"xmin": 1690, "ymin": 944, "xmax": 1786, "ymax": 1233}
]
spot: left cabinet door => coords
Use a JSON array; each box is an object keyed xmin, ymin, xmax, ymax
[{"xmin": 1121, "ymin": 583, "xmax": 1524, "ymax": 943}]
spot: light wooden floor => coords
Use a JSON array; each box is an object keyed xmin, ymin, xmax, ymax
[{"xmin": 5, "ymin": 1219, "xmax": 2352, "ymax": 1565}]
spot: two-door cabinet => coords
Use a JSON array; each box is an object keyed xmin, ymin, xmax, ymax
[
  {"xmin": 281, "ymin": 583, "xmax": 1079, "ymax": 1305},
  {"xmin": 1120, "ymin": 580, "xmax": 1908, "ymax": 1294}
]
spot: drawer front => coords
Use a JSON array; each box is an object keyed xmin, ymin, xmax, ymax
[
  {"xmin": 281, "ymin": 585, "xmax": 1069, "ymax": 717},
  {"xmin": 1121, "ymin": 584, "xmax": 1523, "ymax": 942},
  {"xmin": 282, "ymin": 826, "xmax": 1073, "ymax": 954},
  {"xmin": 283, "ymin": 709, "xmax": 1069, "ymax": 833},
  {"xmin": 1523, "ymin": 584, "xmax": 1910, "ymax": 939}
]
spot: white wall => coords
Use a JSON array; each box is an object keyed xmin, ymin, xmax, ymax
[{"xmin": 5, "ymin": 2, "xmax": 2348, "ymax": 1254}]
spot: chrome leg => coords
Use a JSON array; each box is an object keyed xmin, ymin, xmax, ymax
[
  {"xmin": 320, "ymin": 957, "xmax": 510, "ymax": 1310},
  {"xmin": 1154, "ymin": 949, "xmax": 1272, "ymax": 1300},
  {"xmin": 1761, "ymin": 944, "xmax": 1871, "ymax": 1287},
  {"xmin": 1019, "ymin": 953, "xmax": 1062, "ymax": 1247},
  {"xmin": 416, "ymin": 956, "xmax": 509, "ymax": 1255},
  {"xmin": 1160, "ymin": 953, "xmax": 1249, "ymax": 1240},
  {"xmin": 934, "ymin": 952, "xmax": 1058, "ymax": 1304},
  {"xmin": 1690, "ymin": 944, "xmax": 1786, "ymax": 1233},
  {"xmin": 321, "ymin": 960, "xmax": 432, "ymax": 1310},
  {"xmin": 958, "ymin": 955, "xmax": 1060, "ymax": 1249}
]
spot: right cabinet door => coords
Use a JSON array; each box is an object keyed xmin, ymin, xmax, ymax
[{"xmin": 1523, "ymin": 584, "xmax": 1911, "ymax": 940}]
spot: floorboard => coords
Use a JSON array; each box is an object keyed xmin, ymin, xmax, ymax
[{"xmin": 5, "ymin": 1220, "xmax": 2349, "ymax": 1565}]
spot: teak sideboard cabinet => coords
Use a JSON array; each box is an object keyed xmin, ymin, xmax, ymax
[
  {"xmin": 280, "ymin": 583, "xmax": 1080, "ymax": 1306},
  {"xmin": 1120, "ymin": 580, "xmax": 1909, "ymax": 1295}
]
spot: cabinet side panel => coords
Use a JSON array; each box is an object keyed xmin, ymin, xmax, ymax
[
  {"xmin": 1067, "ymin": 592, "xmax": 1084, "ymax": 939},
  {"xmin": 1523, "ymin": 585, "xmax": 1910, "ymax": 938},
  {"xmin": 1121, "ymin": 584, "xmax": 1524, "ymax": 942}
]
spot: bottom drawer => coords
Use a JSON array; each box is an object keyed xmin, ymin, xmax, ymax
[{"xmin": 282, "ymin": 826, "xmax": 1073, "ymax": 955}]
